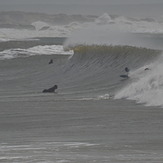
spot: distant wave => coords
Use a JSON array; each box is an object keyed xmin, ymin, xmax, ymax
[
  {"xmin": 1, "ymin": 12, "xmax": 163, "ymax": 43},
  {"xmin": 95, "ymin": 13, "xmax": 163, "ymax": 34}
]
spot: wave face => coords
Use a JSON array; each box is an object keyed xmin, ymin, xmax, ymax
[{"xmin": 64, "ymin": 45, "xmax": 161, "ymax": 100}]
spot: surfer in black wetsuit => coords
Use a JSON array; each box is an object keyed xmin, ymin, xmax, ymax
[
  {"xmin": 144, "ymin": 67, "xmax": 150, "ymax": 71},
  {"xmin": 49, "ymin": 59, "xmax": 53, "ymax": 64},
  {"xmin": 42, "ymin": 85, "xmax": 58, "ymax": 93},
  {"xmin": 125, "ymin": 67, "xmax": 130, "ymax": 76},
  {"xmin": 120, "ymin": 67, "xmax": 130, "ymax": 78}
]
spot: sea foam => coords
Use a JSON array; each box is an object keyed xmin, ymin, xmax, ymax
[
  {"xmin": 0, "ymin": 45, "xmax": 73, "ymax": 60},
  {"xmin": 115, "ymin": 54, "xmax": 163, "ymax": 107}
]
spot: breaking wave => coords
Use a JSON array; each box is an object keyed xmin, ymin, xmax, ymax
[
  {"xmin": 114, "ymin": 54, "xmax": 163, "ymax": 107},
  {"xmin": 62, "ymin": 45, "xmax": 162, "ymax": 108}
]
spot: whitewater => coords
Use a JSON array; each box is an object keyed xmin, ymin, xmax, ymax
[{"xmin": 0, "ymin": 12, "xmax": 163, "ymax": 163}]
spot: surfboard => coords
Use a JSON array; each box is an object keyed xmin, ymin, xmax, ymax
[{"xmin": 120, "ymin": 75, "xmax": 129, "ymax": 78}]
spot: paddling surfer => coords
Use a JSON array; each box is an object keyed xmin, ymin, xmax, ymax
[{"xmin": 42, "ymin": 85, "xmax": 58, "ymax": 93}]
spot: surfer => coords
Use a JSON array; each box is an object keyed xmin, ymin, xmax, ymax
[
  {"xmin": 120, "ymin": 67, "xmax": 130, "ymax": 78},
  {"xmin": 125, "ymin": 67, "xmax": 130, "ymax": 75},
  {"xmin": 42, "ymin": 85, "xmax": 58, "ymax": 93},
  {"xmin": 49, "ymin": 59, "xmax": 53, "ymax": 64},
  {"xmin": 144, "ymin": 67, "xmax": 150, "ymax": 71}
]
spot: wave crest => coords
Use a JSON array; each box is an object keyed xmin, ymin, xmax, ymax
[{"xmin": 71, "ymin": 45, "xmax": 160, "ymax": 65}]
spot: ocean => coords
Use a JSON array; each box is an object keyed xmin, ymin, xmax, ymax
[{"xmin": 0, "ymin": 11, "xmax": 163, "ymax": 162}]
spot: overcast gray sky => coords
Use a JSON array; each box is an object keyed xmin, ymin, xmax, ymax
[
  {"xmin": 0, "ymin": 0, "xmax": 163, "ymax": 18},
  {"xmin": 1, "ymin": 0, "xmax": 163, "ymax": 5}
]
